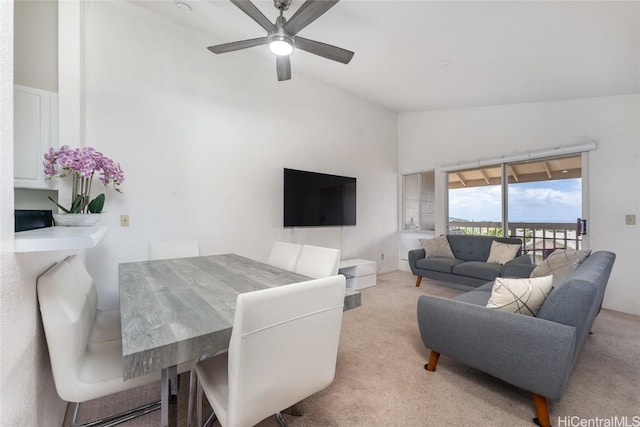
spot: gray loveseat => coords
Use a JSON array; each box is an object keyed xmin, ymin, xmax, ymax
[
  {"xmin": 416, "ymin": 250, "xmax": 616, "ymax": 427},
  {"xmin": 409, "ymin": 234, "xmax": 535, "ymax": 289}
]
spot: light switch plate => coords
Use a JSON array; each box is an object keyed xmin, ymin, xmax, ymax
[{"xmin": 625, "ymin": 214, "xmax": 636, "ymax": 225}]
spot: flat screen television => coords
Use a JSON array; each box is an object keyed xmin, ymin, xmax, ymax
[{"xmin": 284, "ymin": 168, "xmax": 356, "ymax": 227}]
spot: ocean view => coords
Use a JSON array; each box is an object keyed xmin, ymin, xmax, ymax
[{"xmin": 449, "ymin": 178, "xmax": 582, "ymax": 223}]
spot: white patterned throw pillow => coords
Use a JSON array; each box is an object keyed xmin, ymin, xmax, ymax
[
  {"xmin": 419, "ymin": 235, "xmax": 455, "ymax": 259},
  {"xmin": 486, "ymin": 276, "xmax": 554, "ymax": 317},
  {"xmin": 530, "ymin": 249, "xmax": 591, "ymax": 287},
  {"xmin": 486, "ymin": 240, "xmax": 521, "ymax": 264}
]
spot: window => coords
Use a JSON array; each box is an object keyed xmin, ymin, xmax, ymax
[{"xmin": 402, "ymin": 171, "xmax": 435, "ymax": 231}]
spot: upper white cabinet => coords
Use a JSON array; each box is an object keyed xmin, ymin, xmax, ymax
[{"xmin": 14, "ymin": 85, "xmax": 58, "ymax": 189}]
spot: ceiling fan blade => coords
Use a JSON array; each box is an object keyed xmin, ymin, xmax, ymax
[
  {"xmin": 294, "ymin": 36, "xmax": 354, "ymax": 64},
  {"xmin": 207, "ymin": 37, "xmax": 269, "ymax": 54},
  {"xmin": 283, "ymin": 0, "xmax": 339, "ymax": 35},
  {"xmin": 230, "ymin": 0, "xmax": 277, "ymax": 33},
  {"xmin": 276, "ymin": 55, "xmax": 292, "ymax": 81}
]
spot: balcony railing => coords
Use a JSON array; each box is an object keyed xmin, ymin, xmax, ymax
[{"xmin": 448, "ymin": 221, "xmax": 582, "ymax": 264}]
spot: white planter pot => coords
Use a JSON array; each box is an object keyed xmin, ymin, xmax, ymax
[{"xmin": 53, "ymin": 213, "xmax": 102, "ymax": 227}]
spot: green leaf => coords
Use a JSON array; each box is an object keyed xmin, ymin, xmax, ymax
[
  {"xmin": 88, "ymin": 193, "xmax": 105, "ymax": 213},
  {"xmin": 70, "ymin": 195, "xmax": 83, "ymax": 213},
  {"xmin": 47, "ymin": 196, "xmax": 71, "ymax": 213}
]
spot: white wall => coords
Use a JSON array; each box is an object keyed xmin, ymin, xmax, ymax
[
  {"xmin": 1, "ymin": 1, "xmax": 77, "ymax": 425},
  {"xmin": 74, "ymin": 1, "xmax": 398, "ymax": 309},
  {"xmin": 398, "ymin": 94, "xmax": 640, "ymax": 315}
]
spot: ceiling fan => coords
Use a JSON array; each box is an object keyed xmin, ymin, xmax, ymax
[{"xmin": 207, "ymin": 0, "xmax": 354, "ymax": 81}]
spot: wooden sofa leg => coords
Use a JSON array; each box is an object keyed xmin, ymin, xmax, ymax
[
  {"xmin": 424, "ymin": 351, "xmax": 440, "ymax": 372},
  {"xmin": 415, "ymin": 276, "xmax": 423, "ymax": 287},
  {"xmin": 531, "ymin": 393, "xmax": 550, "ymax": 427}
]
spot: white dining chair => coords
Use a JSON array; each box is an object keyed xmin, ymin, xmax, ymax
[
  {"xmin": 192, "ymin": 275, "xmax": 346, "ymax": 427},
  {"xmin": 294, "ymin": 244, "xmax": 341, "ymax": 278},
  {"xmin": 267, "ymin": 241, "xmax": 303, "ymax": 272},
  {"xmin": 37, "ymin": 255, "xmax": 190, "ymax": 426},
  {"xmin": 149, "ymin": 239, "xmax": 200, "ymax": 260}
]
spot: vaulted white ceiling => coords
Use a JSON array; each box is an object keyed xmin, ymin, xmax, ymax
[{"xmin": 131, "ymin": 0, "xmax": 640, "ymax": 112}]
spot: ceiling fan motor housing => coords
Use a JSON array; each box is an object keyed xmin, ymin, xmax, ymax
[{"xmin": 273, "ymin": 0, "xmax": 291, "ymax": 11}]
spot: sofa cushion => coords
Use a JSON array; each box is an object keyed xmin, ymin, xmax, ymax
[
  {"xmin": 446, "ymin": 235, "xmax": 523, "ymax": 262},
  {"xmin": 452, "ymin": 261, "xmax": 503, "ymax": 281},
  {"xmin": 419, "ymin": 235, "xmax": 455, "ymax": 259},
  {"xmin": 486, "ymin": 241, "xmax": 521, "ymax": 264},
  {"xmin": 476, "ymin": 281, "xmax": 495, "ymax": 292},
  {"xmin": 416, "ymin": 257, "xmax": 464, "ymax": 273},
  {"xmin": 452, "ymin": 289, "xmax": 492, "ymax": 306},
  {"xmin": 530, "ymin": 249, "xmax": 591, "ymax": 286},
  {"xmin": 486, "ymin": 276, "xmax": 554, "ymax": 316}
]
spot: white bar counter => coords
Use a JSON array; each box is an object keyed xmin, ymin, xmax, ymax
[{"xmin": 14, "ymin": 225, "xmax": 107, "ymax": 252}]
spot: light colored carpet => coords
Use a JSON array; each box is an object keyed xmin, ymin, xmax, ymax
[{"xmin": 64, "ymin": 270, "xmax": 640, "ymax": 426}]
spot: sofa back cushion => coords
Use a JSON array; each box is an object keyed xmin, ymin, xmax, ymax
[
  {"xmin": 530, "ymin": 249, "xmax": 591, "ymax": 286},
  {"xmin": 419, "ymin": 235, "xmax": 455, "ymax": 259},
  {"xmin": 536, "ymin": 251, "xmax": 615, "ymax": 369},
  {"xmin": 446, "ymin": 235, "xmax": 523, "ymax": 262},
  {"xmin": 486, "ymin": 241, "xmax": 522, "ymax": 264}
]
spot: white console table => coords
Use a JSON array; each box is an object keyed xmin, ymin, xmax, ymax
[{"xmin": 339, "ymin": 259, "xmax": 377, "ymax": 290}]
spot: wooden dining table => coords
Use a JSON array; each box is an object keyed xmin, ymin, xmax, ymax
[{"xmin": 119, "ymin": 253, "xmax": 360, "ymax": 427}]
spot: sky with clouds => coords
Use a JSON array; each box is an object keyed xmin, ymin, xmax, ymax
[{"xmin": 449, "ymin": 178, "xmax": 581, "ymax": 223}]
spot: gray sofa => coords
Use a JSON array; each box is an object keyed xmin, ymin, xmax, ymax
[
  {"xmin": 416, "ymin": 250, "xmax": 616, "ymax": 427},
  {"xmin": 409, "ymin": 234, "xmax": 535, "ymax": 289}
]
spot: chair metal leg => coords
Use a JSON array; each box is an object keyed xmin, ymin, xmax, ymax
[
  {"xmin": 203, "ymin": 411, "xmax": 217, "ymax": 427},
  {"xmin": 70, "ymin": 400, "xmax": 160, "ymax": 427},
  {"xmin": 188, "ymin": 368, "xmax": 217, "ymax": 427},
  {"xmin": 191, "ymin": 367, "xmax": 220, "ymax": 427},
  {"xmin": 275, "ymin": 412, "xmax": 288, "ymax": 427}
]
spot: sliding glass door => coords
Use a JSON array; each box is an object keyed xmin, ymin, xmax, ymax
[
  {"xmin": 507, "ymin": 155, "xmax": 583, "ymax": 262},
  {"xmin": 447, "ymin": 154, "xmax": 583, "ymax": 261}
]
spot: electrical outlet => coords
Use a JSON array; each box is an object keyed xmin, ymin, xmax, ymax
[
  {"xmin": 625, "ymin": 214, "xmax": 636, "ymax": 226},
  {"xmin": 120, "ymin": 214, "xmax": 130, "ymax": 227}
]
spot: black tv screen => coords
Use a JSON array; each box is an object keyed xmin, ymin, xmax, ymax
[{"xmin": 284, "ymin": 168, "xmax": 356, "ymax": 227}]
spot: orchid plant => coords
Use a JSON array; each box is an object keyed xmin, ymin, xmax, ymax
[{"xmin": 43, "ymin": 145, "xmax": 124, "ymax": 214}]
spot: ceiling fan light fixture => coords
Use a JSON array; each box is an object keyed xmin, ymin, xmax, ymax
[{"xmin": 269, "ymin": 36, "xmax": 293, "ymax": 56}]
